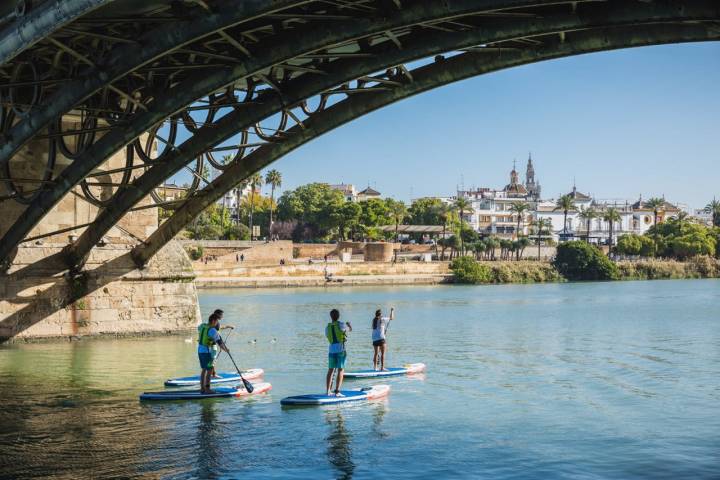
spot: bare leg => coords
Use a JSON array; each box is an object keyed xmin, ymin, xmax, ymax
[
  {"xmin": 200, "ymin": 370, "xmax": 208, "ymax": 393},
  {"xmin": 326, "ymin": 368, "xmax": 335, "ymax": 396},
  {"xmin": 373, "ymin": 345, "xmax": 380, "ymax": 370},
  {"xmin": 335, "ymin": 369, "xmax": 345, "ymax": 395},
  {"xmin": 380, "ymin": 343, "xmax": 387, "ymax": 371}
]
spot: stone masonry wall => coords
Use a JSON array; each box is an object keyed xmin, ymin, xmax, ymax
[{"xmin": 0, "ymin": 241, "xmax": 200, "ymax": 341}]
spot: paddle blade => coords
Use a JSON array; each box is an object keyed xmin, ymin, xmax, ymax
[{"xmin": 242, "ymin": 378, "xmax": 254, "ymax": 393}]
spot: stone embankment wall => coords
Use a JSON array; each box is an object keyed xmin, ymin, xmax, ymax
[
  {"xmin": 194, "ymin": 261, "xmax": 451, "ymax": 288},
  {"xmin": 0, "ymin": 241, "xmax": 200, "ymax": 342},
  {"xmin": 1, "ymin": 129, "xmax": 201, "ymax": 342}
]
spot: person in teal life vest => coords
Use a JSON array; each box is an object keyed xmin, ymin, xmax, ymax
[
  {"xmin": 198, "ymin": 313, "xmax": 230, "ymax": 393},
  {"xmin": 205, "ymin": 309, "xmax": 233, "ymax": 378},
  {"xmin": 325, "ymin": 309, "xmax": 352, "ymax": 396}
]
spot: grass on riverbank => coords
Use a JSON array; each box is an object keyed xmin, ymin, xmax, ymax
[
  {"xmin": 616, "ymin": 256, "xmax": 720, "ymax": 280},
  {"xmin": 451, "ymin": 255, "xmax": 720, "ymax": 284}
]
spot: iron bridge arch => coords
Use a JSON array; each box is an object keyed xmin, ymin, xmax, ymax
[{"xmin": 0, "ymin": 0, "xmax": 717, "ymax": 271}]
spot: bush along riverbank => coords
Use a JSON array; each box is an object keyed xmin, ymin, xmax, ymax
[{"xmin": 450, "ymin": 241, "xmax": 720, "ymax": 284}]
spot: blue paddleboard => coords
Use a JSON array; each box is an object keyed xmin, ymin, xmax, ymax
[
  {"xmin": 140, "ymin": 382, "xmax": 272, "ymax": 401},
  {"xmin": 280, "ymin": 384, "xmax": 390, "ymax": 406},
  {"xmin": 164, "ymin": 368, "xmax": 264, "ymax": 387},
  {"xmin": 344, "ymin": 363, "xmax": 425, "ymax": 378}
]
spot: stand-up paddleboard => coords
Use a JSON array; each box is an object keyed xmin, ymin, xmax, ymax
[
  {"xmin": 280, "ymin": 384, "xmax": 390, "ymax": 406},
  {"xmin": 140, "ymin": 382, "xmax": 272, "ymax": 401},
  {"xmin": 344, "ymin": 363, "xmax": 426, "ymax": 378},
  {"xmin": 164, "ymin": 368, "xmax": 264, "ymax": 387}
]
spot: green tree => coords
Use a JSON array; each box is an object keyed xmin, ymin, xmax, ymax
[
  {"xmin": 485, "ymin": 236, "xmax": 500, "ymax": 261},
  {"xmin": 265, "ymin": 169, "xmax": 282, "ymax": 234},
  {"xmin": 452, "ymin": 197, "xmax": 473, "ymax": 255},
  {"xmin": 277, "ymin": 183, "xmax": 346, "ymax": 240},
  {"xmin": 509, "ymin": 201, "xmax": 531, "ymax": 238},
  {"xmin": 553, "ymin": 241, "xmax": 619, "ymax": 281},
  {"xmin": 578, "ymin": 208, "xmax": 597, "ymax": 242},
  {"xmin": 359, "ymin": 198, "xmax": 392, "ymax": 228},
  {"xmin": 703, "ymin": 198, "xmax": 720, "ymax": 227},
  {"xmin": 408, "ymin": 198, "xmax": 446, "ymax": 225},
  {"xmin": 472, "ymin": 240, "xmax": 487, "ymax": 260},
  {"xmin": 616, "ymin": 234, "xmax": 642, "ymax": 256},
  {"xmin": 386, "ymin": 199, "xmax": 408, "ymax": 242},
  {"xmin": 338, "ymin": 202, "xmax": 362, "ymax": 241},
  {"xmin": 554, "ymin": 195, "xmax": 577, "ymax": 235},
  {"xmin": 530, "ymin": 217, "xmax": 552, "ymax": 259},
  {"xmin": 602, "ymin": 207, "xmax": 621, "ymax": 249},
  {"xmin": 450, "ymin": 256, "xmax": 492, "ymax": 284}
]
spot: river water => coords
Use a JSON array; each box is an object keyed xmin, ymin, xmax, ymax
[{"xmin": 0, "ymin": 279, "xmax": 718, "ymax": 479}]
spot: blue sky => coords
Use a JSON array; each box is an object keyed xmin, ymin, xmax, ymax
[{"xmin": 173, "ymin": 42, "xmax": 720, "ymax": 210}]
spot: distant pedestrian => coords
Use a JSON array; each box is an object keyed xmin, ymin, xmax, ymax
[
  {"xmin": 241, "ymin": 254, "xmax": 245, "ymax": 262},
  {"xmin": 236, "ymin": 254, "xmax": 239, "ymax": 262}
]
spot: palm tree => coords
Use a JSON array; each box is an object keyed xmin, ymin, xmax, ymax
[
  {"xmin": 509, "ymin": 201, "xmax": 531, "ymax": 239},
  {"xmin": 247, "ymin": 172, "xmax": 263, "ymax": 240},
  {"xmin": 554, "ymin": 194, "xmax": 576, "ymax": 236},
  {"xmin": 265, "ymin": 169, "xmax": 282, "ymax": 236},
  {"xmin": 645, "ymin": 197, "xmax": 665, "ymax": 229},
  {"xmin": 704, "ymin": 197, "xmax": 720, "ymax": 227},
  {"xmin": 234, "ymin": 179, "xmax": 248, "ymax": 226},
  {"xmin": 517, "ymin": 237, "xmax": 530, "ymax": 260},
  {"xmin": 578, "ymin": 208, "xmax": 597, "ymax": 243},
  {"xmin": 603, "ymin": 207, "xmax": 621, "ymax": 249},
  {"xmin": 531, "ymin": 217, "xmax": 552, "ymax": 259},
  {"xmin": 676, "ymin": 211, "xmax": 689, "ymax": 233},
  {"xmin": 219, "ymin": 155, "xmax": 232, "ymax": 229},
  {"xmin": 435, "ymin": 203, "xmax": 451, "ymax": 260},
  {"xmin": 452, "ymin": 197, "xmax": 473, "ymax": 255},
  {"xmin": 473, "ymin": 240, "xmax": 486, "ymax": 260}
]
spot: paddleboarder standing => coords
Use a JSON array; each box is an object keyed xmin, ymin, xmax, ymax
[
  {"xmin": 326, "ymin": 309, "xmax": 352, "ymax": 396},
  {"xmin": 372, "ymin": 307, "xmax": 394, "ymax": 371},
  {"xmin": 198, "ymin": 313, "xmax": 230, "ymax": 394}
]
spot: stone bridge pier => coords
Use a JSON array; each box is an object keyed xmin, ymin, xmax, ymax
[{"xmin": 0, "ymin": 130, "xmax": 200, "ymax": 342}]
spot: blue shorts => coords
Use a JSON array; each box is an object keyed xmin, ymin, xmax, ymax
[
  {"xmin": 328, "ymin": 352, "xmax": 347, "ymax": 369},
  {"xmin": 198, "ymin": 352, "xmax": 214, "ymax": 370}
]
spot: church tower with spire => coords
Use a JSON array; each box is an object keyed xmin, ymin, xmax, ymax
[{"xmin": 525, "ymin": 153, "xmax": 541, "ymax": 200}]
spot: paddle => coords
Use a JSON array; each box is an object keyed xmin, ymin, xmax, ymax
[
  {"xmin": 214, "ymin": 326, "xmax": 234, "ymax": 362},
  {"xmin": 225, "ymin": 348, "xmax": 254, "ymax": 393}
]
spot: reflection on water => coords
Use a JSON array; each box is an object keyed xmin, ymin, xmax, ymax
[
  {"xmin": 326, "ymin": 408, "xmax": 355, "ymax": 480},
  {"xmin": 0, "ymin": 279, "xmax": 719, "ymax": 479}
]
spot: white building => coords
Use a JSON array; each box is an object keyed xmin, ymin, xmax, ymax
[
  {"xmin": 460, "ymin": 158, "xmax": 539, "ymax": 237},
  {"xmin": 329, "ymin": 183, "xmax": 382, "ymax": 202},
  {"xmin": 535, "ymin": 191, "xmax": 682, "ymax": 245}
]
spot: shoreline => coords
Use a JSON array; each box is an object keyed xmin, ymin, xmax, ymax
[{"xmin": 195, "ymin": 273, "xmax": 453, "ymax": 289}]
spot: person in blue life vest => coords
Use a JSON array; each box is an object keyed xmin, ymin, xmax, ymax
[
  {"xmin": 198, "ymin": 313, "xmax": 230, "ymax": 394},
  {"xmin": 372, "ymin": 307, "xmax": 394, "ymax": 371},
  {"xmin": 326, "ymin": 309, "xmax": 352, "ymax": 396}
]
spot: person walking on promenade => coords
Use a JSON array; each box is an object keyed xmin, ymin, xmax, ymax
[
  {"xmin": 325, "ymin": 309, "xmax": 352, "ymax": 396},
  {"xmin": 198, "ymin": 313, "xmax": 229, "ymax": 394},
  {"xmin": 372, "ymin": 307, "xmax": 394, "ymax": 371}
]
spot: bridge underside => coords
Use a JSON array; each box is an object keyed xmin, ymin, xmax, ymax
[{"xmin": 0, "ymin": 0, "xmax": 718, "ymax": 275}]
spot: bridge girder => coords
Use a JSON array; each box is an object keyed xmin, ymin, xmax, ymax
[
  {"xmin": 131, "ymin": 21, "xmax": 720, "ymax": 266},
  {"xmin": 0, "ymin": 0, "xmax": 113, "ymax": 65},
  {"xmin": 2, "ymin": 0, "xmax": 577, "ymax": 265},
  {"xmin": 61, "ymin": 2, "xmax": 720, "ymax": 269}
]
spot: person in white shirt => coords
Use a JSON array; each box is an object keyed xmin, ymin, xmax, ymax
[
  {"xmin": 372, "ymin": 307, "xmax": 394, "ymax": 371},
  {"xmin": 325, "ymin": 309, "xmax": 352, "ymax": 396}
]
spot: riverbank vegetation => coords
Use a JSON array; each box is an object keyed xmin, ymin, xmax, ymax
[{"xmin": 451, "ymin": 241, "xmax": 720, "ymax": 285}]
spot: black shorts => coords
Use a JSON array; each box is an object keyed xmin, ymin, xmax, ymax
[{"xmin": 373, "ymin": 339, "xmax": 386, "ymax": 347}]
